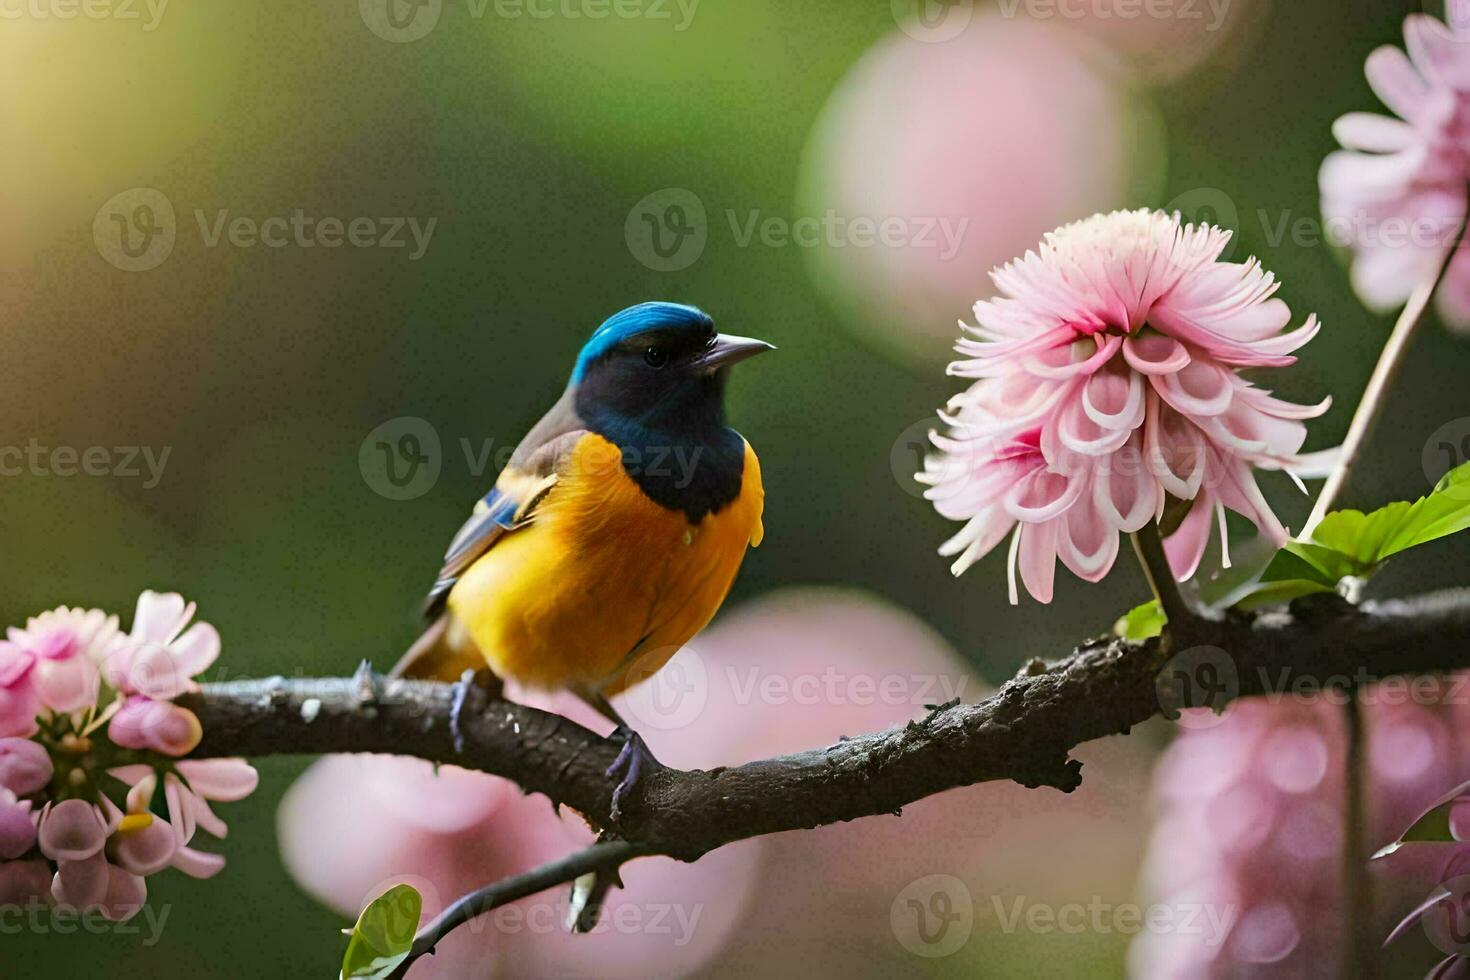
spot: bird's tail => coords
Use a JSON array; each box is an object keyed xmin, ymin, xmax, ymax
[{"xmin": 390, "ymin": 613, "xmax": 486, "ymax": 682}]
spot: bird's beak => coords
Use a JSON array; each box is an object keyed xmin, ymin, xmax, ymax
[{"xmin": 695, "ymin": 333, "xmax": 776, "ymax": 374}]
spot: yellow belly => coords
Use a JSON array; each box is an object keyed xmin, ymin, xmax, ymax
[{"xmin": 446, "ymin": 434, "xmax": 764, "ymax": 695}]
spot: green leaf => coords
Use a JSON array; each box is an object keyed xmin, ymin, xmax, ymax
[
  {"xmin": 341, "ymin": 884, "xmax": 422, "ymax": 980},
  {"xmin": 1229, "ymin": 578, "xmax": 1335, "ymax": 611},
  {"xmin": 1115, "ymin": 600, "xmax": 1164, "ymax": 641},
  {"xmin": 1372, "ymin": 778, "xmax": 1470, "ymax": 859},
  {"xmin": 1258, "ymin": 544, "xmax": 1352, "ymax": 588}
]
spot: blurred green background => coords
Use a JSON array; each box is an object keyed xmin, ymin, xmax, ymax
[{"xmin": 3, "ymin": 0, "xmax": 1468, "ymax": 975}]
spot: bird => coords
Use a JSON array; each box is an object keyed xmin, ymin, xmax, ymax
[{"xmin": 393, "ymin": 302, "xmax": 772, "ymax": 818}]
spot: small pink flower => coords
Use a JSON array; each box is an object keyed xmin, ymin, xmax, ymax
[
  {"xmin": 0, "ymin": 643, "xmax": 40, "ymax": 739},
  {"xmin": 0, "ymin": 738, "xmax": 52, "ymax": 797},
  {"xmin": 6, "ymin": 607, "xmax": 118, "ymax": 715},
  {"xmin": 1320, "ymin": 13, "xmax": 1470, "ymax": 330},
  {"xmin": 36, "ymin": 799, "xmax": 109, "ymax": 863},
  {"xmin": 0, "ymin": 789, "xmax": 37, "ymax": 859},
  {"xmin": 109, "ymin": 760, "xmax": 256, "ymax": 880},
  {"xmin": 923, "ymin": 209, "xmax": 1329, "ymax": 601},
  {"xmin": 108, "ymin": 696, "xmax": 203, "ymax": 757},
  {"xmin": 102, "ymin": 591, "xmax": 219, "ymax": 701}
]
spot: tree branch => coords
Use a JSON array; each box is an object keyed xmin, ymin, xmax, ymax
[{"xmin": 180, "ymin": 587, "xmax": 1470, "ymax": 863}]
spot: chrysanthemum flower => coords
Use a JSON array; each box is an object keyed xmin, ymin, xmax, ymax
[
  {"xmin": 922, "ymin": 209, "xmax": 1329, "ymax": 602},
  {"xmin": 1320, "ymin": 12, "xmax": 1470, "ymax": 329}
]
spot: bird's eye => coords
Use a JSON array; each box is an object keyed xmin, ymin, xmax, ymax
[{"xmin": 643, "ymin": 346, "xmax": 669, "ymax": 369}]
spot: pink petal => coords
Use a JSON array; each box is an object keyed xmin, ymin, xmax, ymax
[
  {"xmin": 0, "ymin": 681, "xmax": 41, "ymax": 740},
  {"xmin": 165, "ymin": 774, "xmax": 196, "ymax": 846},
  {"xmin": 37, "ymin": 799, "xmax": 107, "ymax": 862},
  {"xmin": 31, "ymin": 655, "xmax": 100, "ymax": 714},
  {"xmin": 1017, "ymin": 520, "xmax": 1060, "ymax": 604},
  {"xmin": 113, "ymin": 817, "xmax": 178, "ymax": 876},
  {"xmin": 1165, "ymin": 497, "xmax": 1215, "ymax": 582},
  {"xmin": 168, "ymin": 621, "xmax": 220, "ymax": 680},
  {"xmin": 1331, "ymin": 112, "xmax": 1416, "ymax": 153},
  {"xmin": 130, "ymin": 591, "xmax": 191, "ymax": 645},
  {"xmin": 0, "ymin": 738, "xmax": 54, "ymax": 796},
  {"xmin": 98, "ymin": 865, "xmax": 147, "ymax": 923},
  {"xmin": 0, "ymin": 643, "xmax": 35, "ymax": 686},
  {"xmin": 1364, "ymin": 43, "xmax": 1431, "ymax": 124},
  {"xmin": 126, "ymin": 642, "xmax": 191, "ymax": 700},
  {"xmin": 176, "ymin": 760, "xmax": 259, "ymax": 802},
  {"xmin": 1003, "ymin": 468, "xmax": 1084, "ymax": 523},
  {"xmin": 1122, "ymin": 334, "xmax": 1190, "ymax": 376},
  {"xmin": 52, "ymin": 852, "xmax": 112, "ymax": 909},
  {"xmin": 171, "ymin": 845, "xmax": 226, "ymax": 879},
  {"xmin": 0, "ymin": 800, "xmax": 37, "ymax": 858}
]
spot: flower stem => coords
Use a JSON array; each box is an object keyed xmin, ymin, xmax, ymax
[
  {"xmin": 1302, "ymin": 215, "xmax": 1467, "ymax": 538},
  {"xmin": 1343, "ymin": 686, "xmax": 1375, "ymax": 980},
  {"xmin": 1130, "ymin": 522, "xmax": 1195, "ymax": 628}
]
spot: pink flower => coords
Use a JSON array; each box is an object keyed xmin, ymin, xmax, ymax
[
  {"xmin": 107, "ymin": 696, "xmax": 203, "ymax": 756},
  {"xmin": 5, "ymin": 607, "xmax": 118, "ymax": 715},
  {"xmin": 923, "ymin": 209, "xmax": 1329, "ymax": 602},
  {"xmin": 0, "ymin": 789, "xmax": 37, "ymax": 859},
  {"xmin": 103, "ymin": 591, "xmax": 220, "ymax": 757},
  {"xmin": 1320, "ymin": 13, "xmax": 1470, "ymax": 330},
  {"xmin": 109, "ymin": 759, "xmax": 257, "ymax": 880},
  {"xmin": 103, "ymin": 591, "xmax": 219, "ymax": 700},
  {"xmin": 0, "ymin": 738, "xmax": 49, "ymax": 798},
  {"xmin": 0, "ymin": 642, "xmax": 40, "ymax": 739}
]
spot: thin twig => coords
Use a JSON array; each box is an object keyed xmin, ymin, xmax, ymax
[
  {"xmin": 1302, "ymin": 213, "xmax": 1468, "ymax": 538},
  {"xmin": 386, "ymin": 840, "xmax": 645, "ymax": 979},
  {"xmin": 1130, "ymin": 521, "xmax": 1196, "ymax": 628}
]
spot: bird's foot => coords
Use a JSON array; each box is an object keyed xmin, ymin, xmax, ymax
[{"xmin": 605, "ymin": 726, "xmax": 661, "ymax": 822}]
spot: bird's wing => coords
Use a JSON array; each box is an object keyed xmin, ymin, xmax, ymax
[{"xmin": 423, "ymin": 389, "xmax": 587, "ymax": 616}]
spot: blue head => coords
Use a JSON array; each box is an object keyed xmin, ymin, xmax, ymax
[
  {"xmin": 570, "ymin": 302, "xmax": 773, "ymax": 517},
  {"xmin": 571, "ymin": 302, "xmax": 772, "ymax": 428}
]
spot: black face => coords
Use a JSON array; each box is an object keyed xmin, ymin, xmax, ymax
[{"xmin": 575, "ymin": 324, "xmax": 727, "ymax": 432}]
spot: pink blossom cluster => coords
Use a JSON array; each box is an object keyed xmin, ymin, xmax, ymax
[
  {"xmin": 0, "ymin": 592, "xmax": 256, "ymax": 921},
  {"xmin": 1130, "ymin": 683, "xmax": 1470, "ymax": 977}
]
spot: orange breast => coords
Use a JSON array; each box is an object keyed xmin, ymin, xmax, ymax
[{"xmin": 447, "ymin": 433, "xmax": 764, "ymax": 695}]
